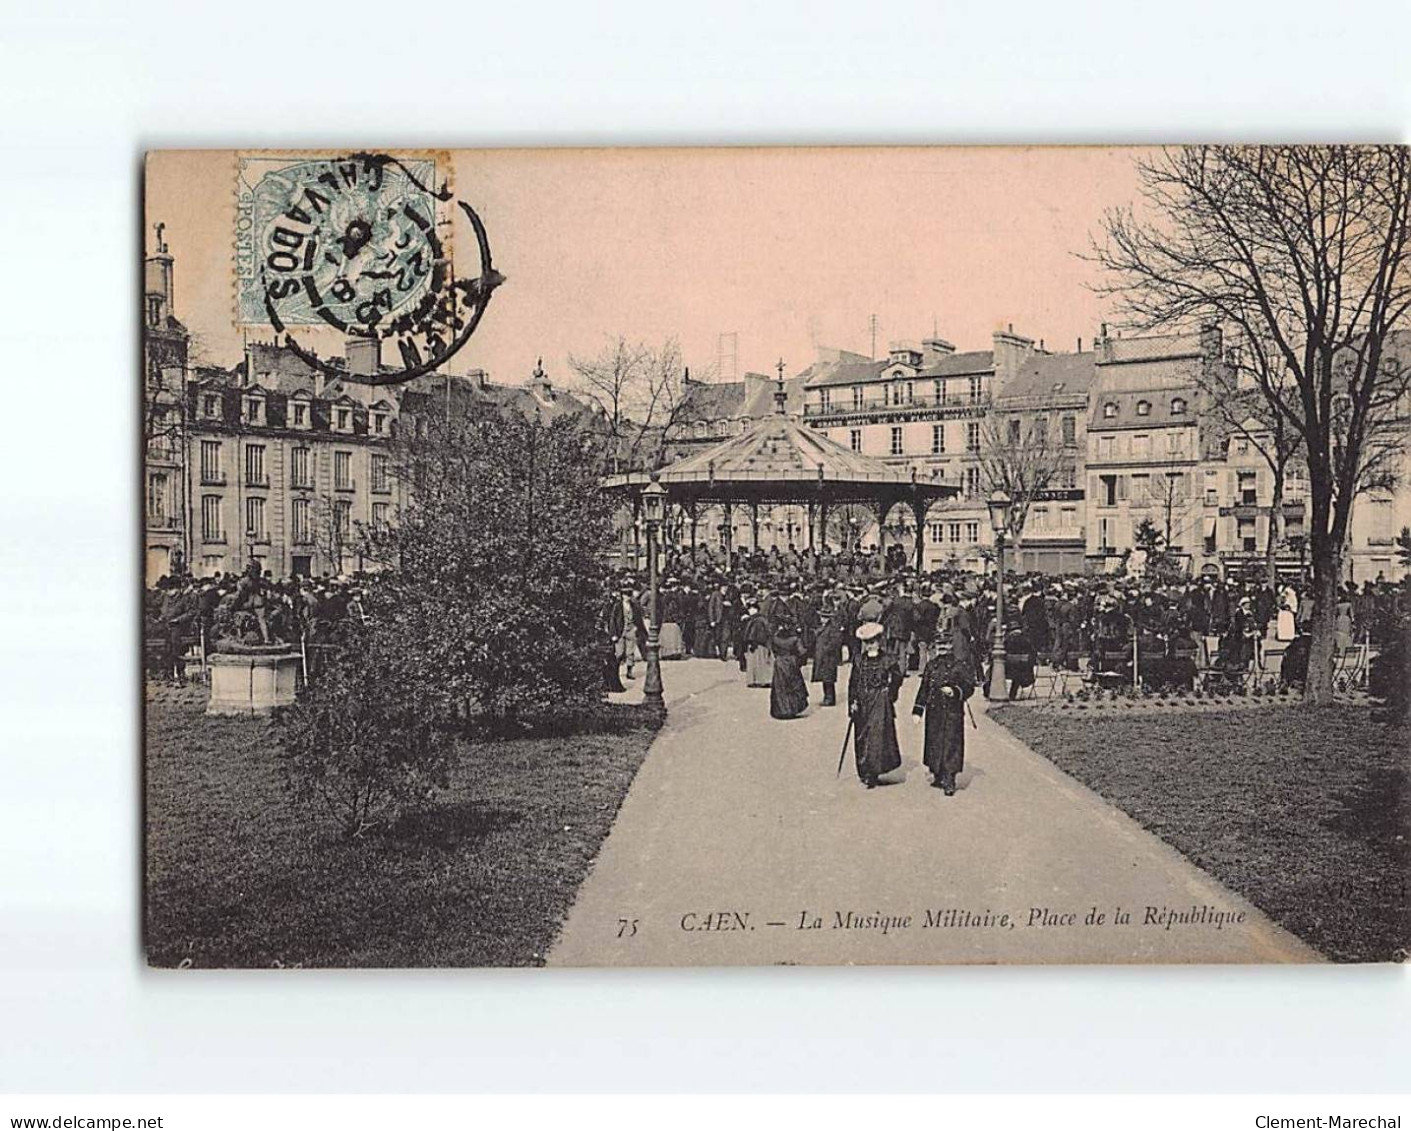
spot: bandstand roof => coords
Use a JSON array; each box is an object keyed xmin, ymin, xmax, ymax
[{"xmin": 603, "ymin": 401, "xmax": 960, "ymax": 508}]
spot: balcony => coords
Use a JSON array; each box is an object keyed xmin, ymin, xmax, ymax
[
  {"xmin": 805, "ymin": 392, "xmax": 990, "ymax": 418},
  {"xmin": 200, "ymin": 472, "xmax": 227, "ymax": 486},
  {"xmin": 147, "ymin": 514, "xmax": 181, "ymax": 531},
  {"xmin": 335, "ymin": 479, "xmax": 357, "ymax": 493},
  {"xmin": 245, "ymin": 476, "xmax": 270, "ymax": 489}
]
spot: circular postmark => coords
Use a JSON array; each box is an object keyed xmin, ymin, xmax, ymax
[{"xmin": 236, "ymin": 152, "xmax": 503, "ymax": 383}]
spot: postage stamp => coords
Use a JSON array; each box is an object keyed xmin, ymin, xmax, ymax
[{"xmin": 234, "ymin": 151, "xmax": 501, "ymax": 382}]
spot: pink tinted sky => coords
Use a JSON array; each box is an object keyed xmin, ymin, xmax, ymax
[{"xmin": 149, "ymin": 147, "xmax": 1151, "ymax": 384}]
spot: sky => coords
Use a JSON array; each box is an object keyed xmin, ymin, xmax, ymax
[{"xmin": 146, "ymin": 147, "xmax": 1150, "ymax": 387}]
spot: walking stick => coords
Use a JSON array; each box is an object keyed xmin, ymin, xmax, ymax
[
  {"xmin": 965, "ymin": 699, "xmax": 978, "ymax": 729},
  {"xmin": 835, "ymin": 713, "xmax": 856, "ymax": 778}
]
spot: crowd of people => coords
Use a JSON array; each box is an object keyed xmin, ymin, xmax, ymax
[
  {"xmin": 601, "ymin": 552, "xmax": 1411, "ymax": 784},
  {"xmin": 143, "ymin": 561, "xmax": 369, "ymax": 682}
]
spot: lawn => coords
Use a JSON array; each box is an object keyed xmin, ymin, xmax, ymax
[
  {"xmin": 995, "ymin": 704, "xmax": 1410, "ymax": 963},
  {"xmin": 144, "ymin": 689, "xmax": 663, "ymax": 968}
]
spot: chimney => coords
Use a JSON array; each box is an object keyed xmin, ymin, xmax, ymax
[
  {"xmin": 991, "ymin": 325, "xmax": 1035, "ymax": 397},
  {"xmin": 922, "ymin": 336, "xmax": 956, "ymax": 365},
  {"xmin": 346, "ymin": 336, "xmax": 381, "ymax": 378},
  {"xmin": 144, "ymin": 221, "xmax": 174, "ymax": 328}
]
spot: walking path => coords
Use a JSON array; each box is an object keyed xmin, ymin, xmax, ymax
[{"xmin": 548, "ymin": 658, "xmax": 1319, "ymax": 966}]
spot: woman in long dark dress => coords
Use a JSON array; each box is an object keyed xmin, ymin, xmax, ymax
[
  {"xmin": 848, "ymin": 622, "xmax": 902, "ymax": 788},
  {"xmin": 769, "ymin": 618, "xmax": 810, "ymax": 719}
]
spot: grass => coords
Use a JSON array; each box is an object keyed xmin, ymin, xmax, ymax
[
  {"xmin": 995, "ymin": 704, "xmax": 1410, "ymax": 963},
  {"xmin": 144, "ymin": 690, "xmax": 663, "ymax": 968}
]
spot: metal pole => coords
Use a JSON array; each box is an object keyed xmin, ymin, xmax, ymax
[
  {"xmin": 988, "ymin": 531, "xmax": 1008, "ymax": 699},
  {"xmin": 643, "ymin": 521, "xmax": 664, "ymax": 707}
]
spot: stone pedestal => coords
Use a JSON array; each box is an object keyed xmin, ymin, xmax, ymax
[{"xmin": 207, "ymin": 651, "xmax": 303, "ymax": 716}]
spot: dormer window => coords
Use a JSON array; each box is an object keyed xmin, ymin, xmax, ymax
[
  {"xmin": 1136, "ymin": 400, "xmax": 1151, "ymax": 417},
  {"xmin": 1171, "ymin": 397, "xmax": 1187, "ymax": 415},
  {"xmin": 292, "ymin": 401, "xmax": 309, "ymax": 428},
  {"xmin": 244, "ymin": 396, "xmax": 264, "ymax": 425},
  {"xmin": 1103, "ymin": 402, "xmax": 1117, "ymax": 419},
  {"xmin": 337, "ymin": 408, "xmax": 351, "ymax": 432},
  {"xmin": 372, "ymin": 412, "xmax": 387, "ymax": 435},
  {"xmin": 202, "ymin": 394, "xmax": 221, "ymax": 420}
]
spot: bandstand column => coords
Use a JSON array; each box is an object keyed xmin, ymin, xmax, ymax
[{"xmin": 911, "ymin": 496, "xmax": 929, "ymax": 574}]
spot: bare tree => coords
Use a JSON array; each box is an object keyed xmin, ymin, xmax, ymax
[
  {"xmin": 977, "ymin": 407, "xmax": 1071, "ymax": 546},
  {"xmin": 567, "ymin": 336, "xmax": 699, "ymax": 473},
  {"xmin": 826, "ymin": 503, "xmax": 875, "ymax": 551},
  {"xmin": 1092, "ymin": 145, "xmax": 1411, "ymax": 702}
]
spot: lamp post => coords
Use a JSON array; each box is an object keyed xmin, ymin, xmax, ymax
[
  {"xmin": 987, "ymin": 489, "xmax": 1012, "ymax": 701},
  {"xmin": 640, "ymin": 474, "xmax": 667, "ymax": 708}
]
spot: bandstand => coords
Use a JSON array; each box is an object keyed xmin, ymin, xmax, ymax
[{"xmin": 603, "ymin": 382, "xmax": 960, "ymax": 573}]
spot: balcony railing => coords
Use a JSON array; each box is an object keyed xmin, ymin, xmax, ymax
[
  {"xmin": 200, "ymin": 472, "xmax": 227, "ymax": 486},
  {"xmin": 147, "ymin": 514, "xmax": 181, "ymax": 531},
  {"xmin": 806, "ymin": 392, "xmax": 991, "ymax": 417}
]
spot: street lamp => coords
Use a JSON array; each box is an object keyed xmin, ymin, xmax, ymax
[
  {"xmin": 640, "ymin": 474, "xmax": 667, "ymax": 709},
  {"xmin": 987, "ymin": 488, "xmax": 1013, "ymax": 700}
]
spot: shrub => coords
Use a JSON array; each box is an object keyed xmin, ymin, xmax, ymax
[{"xmin": 276, "ymin": 615, "xmax": 457, "ymax": 838}]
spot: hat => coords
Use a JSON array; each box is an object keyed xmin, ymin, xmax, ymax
[{"xmin": 856, "ymin": 621, "xmax": 884, "ymax": 642}]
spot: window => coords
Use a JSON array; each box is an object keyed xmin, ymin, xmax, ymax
[
  {"xmin": 1100, "ymin": 474, "xmax": 1118, "ymax": 507},
  {"xmin": 1205, "ymin": 470, "xmax": 1219, "ymax": 506},
  {"xmin": 1168, "ymin": 430, "xmax": 1188, "ymax": 456},
  {"xmin": 1062, "ymin": 415, "xmax": 1076, "ymax": 445},
  {"xmin": 1007, "ymin": 418, "xmax": 1022, "ymax": 443},
  {"xmin": 889, "ymin": 426, "xmax": 904, "ymax": 456},
  {"xmin": 1132, "ymin": 434, "xmax": 1150, "ymax": 458},
  {"xmin": 1033, "ymin": 416, "xmax": 1048, "ymax": 445},
  {"xmin": 244, "ymin": 444, "xmax": 267, "ymax": 486},
  {"xmin": 372, "ymin": 501, "xmax": 389, "ymax": 528},
  {"xmin": 1098, "ymin": 435, "xmax": 1114, "ymax": 460},
  {"xmin": 968, "ymin": 376, "xmax": 983, "ymax": 403},
  {"xmin": 147, "ymin": 472, "xmax": 169, "ymax": 522},
  {"xmin": 333, "ymin": 499, "xmax": 352, "ymax": 538},
  {"xmin": 1102, "ymin": 402, "xmax": 1117, "ymax": 419},
  {"xmin": 1130, "ymin": 472, "xmax": 1150, "ymax": 503},
  {"xmin": 291, "ymin": 498, "xmax": 312, "ymax": 543},
  {"xmin": 1238, "ymin": 516, "xmax": 1257, "ymax": 553},
  {"xmin": 201, "ymin": 495, "xmax": 223, "ymax": 542},
  {"xmin": 371, "ymin": 453, "xmax": 390, "ymax": 493},
  {"xmin": 372, "ymin": 412, "xmax": 387, "ymax": 435},
  {"xmin": 965, "ymin": 521, "xmax": 979, "ymax": 543},
  {"xmin": 1286, "ymin": 465, "xmax": 1307, "ymax": 502},
  {"xmin": 1060, "ymin": 505, "xmax": 1077, "ymax": 529},
  {"xmin": 1060, "ymin": 464, "xmax": 1077, "ymax": 490},
  {"xmin": 1098, "ymin": 517, "xmax": 1114, "ymax": 551},
  {"xmin": 1234, "ymin": 437, "xmax": 1250, "ymax": 456},
  {"xmin": 849, "ymin": 428, "xmax": 862, "ymax": 453},
  {"xmin": 202, "ymin": 393, "xmax": 221, "ymax": 420},
  {"xmin": 245, "ymin": 396, "xmax": 263, "ymax": 425},
  {"xmin": 199, "ymin": 440, "xmax": 223, "ymax": 484},
  {"xmin": 1136, "ymin": 400, "xmax": 1151, "ymax": 417},
  {"xmin": 1239, "ymin": 470, "xmax": 1258, "ymax": 506},
  {"xmin": 1167, "ymin": 472, "xmax": 1188, "ymax": 502},
  {"xmin": 337, "ymin": 408, "xmax": 352, "ymax": 432},
  {"xmin": 964, "ymin": 466, "xmax": 982, "ymax": 497},
  {"xmin": 1171, "ymin": 397, "xmax": 1187, "ymax": 415},
  {"xmin": 931, "ymin": 424, "xmax": 945, "ymax": 454},
  {"xmin": 334, "ymin": 450, "xmax": 353, "ymax": 491},
  {"xmin": 1030, "ymin": 507, "xmax": 1048, "ymax": 533},
  {"xmin": 852, "ymin": 386, "xmax": 864, "ymax": 411},
  {"xmin": 948, "ymin": 522, "xmax": 962, "ymax": 545},
  {"xmin": 929, "ymin": 522, "xmax": 945, "ymax": 543},
  {"xmin": 965, "ymin": 422, "xmax": 980, "ymax": 451},
  {"xmin": 1367, "ymin": 498, "xmax": 1394, "ymax": 545},
  {"xmin": 819, "ymin": 389, "xmax": 831, "ymax": 412},
  {"xmin": 290, "ymin": 447, "xmax": 311, "ymax": 489},
  {"xmin": 933, "ymin": 379, "xmax": 945, "ymax": 404},
  {"xmin": 292, "ymin": 400, "xmax": 309, "ymax": 428},
  {"xmin": 245, "ymin": 496, "xmax": 267, "ymax": 541}
]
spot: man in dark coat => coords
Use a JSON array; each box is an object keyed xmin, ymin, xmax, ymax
[
  {"xmin": 811, "ymin": 597, "xmax": 845, "ymax": 706},
  {"xmin": 912, "ymin": 634, "xmax": 975, "ymax": 794},
  {"xmin": 848, "ymin": 622, "xmax": 902, "ymax": 788}
]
